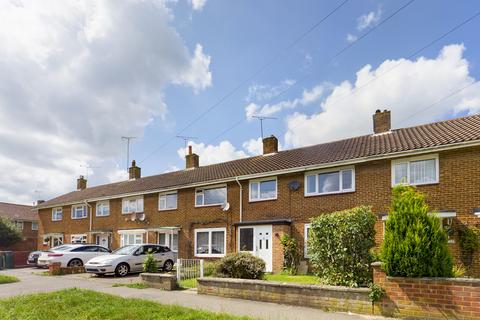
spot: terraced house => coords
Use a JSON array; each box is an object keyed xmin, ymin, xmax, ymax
[{"xmin": 36, "ymin": 111, "xmax": 480, "ymax": 273}]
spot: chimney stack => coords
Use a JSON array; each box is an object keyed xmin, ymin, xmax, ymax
[
  {"xmin": 129, "ymin": 160, "xmax": 141, "ymax": 179},
  {"xmin": 77, "ymin": 175, "xmax": 87, "ymax": 190},
  {"xmin": 185, "ymin": 145, "xmax": 199, "ymax": 169},
  {"xmin": 37, "ymin": 200, "xmax": 45, "ymax": 205},
  {"xmin": 262, "ymin": 135, "xmax": 278, "ymax": 155},
  {"xmin": 373, "ymin": 109, "xmax": 391, "ymax": 134}
]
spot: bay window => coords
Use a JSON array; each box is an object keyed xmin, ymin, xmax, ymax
[
  {"xmin": 392, "ymin": 154, "xmax": 438, "ymax": 186},
  {"xmin": 122, "ymin": 196, "xmax": 144, "ymax": 214},
  {"xmin": 305, "ymin": 167, "xmax": 355, "ymax": 196},
  {"xmin": 159, "ymin": 192, "xmax": 177, "ymax": 211},
  {"xmin": 195, "ymin": 186, "xmax": 227, "ymax": 207},
  {"xmin": 194, "ymin": 228, "xmax": 226, "ymax": 257},
  {"xmin": 71, "ymin": 204, "xmax": 87, "ymax": 219},
  {"xmin": 249, "ymin": 177, "xmax": 277, "ymax": 201}
]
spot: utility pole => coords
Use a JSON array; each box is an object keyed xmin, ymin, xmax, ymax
[
  {"xmin": 121, "ymin": 136, "xmax": 136, "ymax": 171},
  {"xmin": 176, "ymin": 135, "xmax": 197, "ymax": 155},
  {"xmin": 251, "ymin": 116, "xmax": 277, "ymax": 139}
]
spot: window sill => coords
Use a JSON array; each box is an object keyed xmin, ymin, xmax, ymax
[
  {"xmin": 194, "ymin": 204, "xmax": 223, "ymax": 208},
  {"xmin": 122, "ymin": 212, "xmax": 144, "ymax": 215},
  {"xmin": 249, "ymin": 197, "xmax": 277, "ymax": 203},
  {"xmin": 304, "ymin": 190, "xmax": 355, "ymax": 197},
  {"xmin": 391, "ymin": 181, "xmax": 439, "ymax": 188},
  {"xmin": 71, "ymin": 217, "xmax": 88, "ymax": 220},
  {"xmin": 51, "ymin": 219, "xmax": 62, "ymax": 222},
  {"xmin": 95, "ymin": 214, "xmax": 110, "ymax": 218},
  {"xmin": 194, "ymin": 254, "xmax": 225, "ymax": 258},
  {"xmin": 158, "ymin": 208, "xmax": 178, "ymax": 212}
]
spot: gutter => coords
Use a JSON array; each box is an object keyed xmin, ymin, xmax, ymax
[
  {"xmin": 235, "ymin": 177, "xmax": 243, "ymax": 222},
  {"xmin": 84, "ymin": 200, "xmax": 93, "ymax": 238}
]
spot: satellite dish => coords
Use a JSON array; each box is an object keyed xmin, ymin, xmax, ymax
[
  {"xmin": 138, "ymin": 213, "xmax": 146, "ymax": 221},
  {"xmin": 222, "ymin": 202, "xmax": 230, "ymax": 212},
  {"xmin": 288, "ymin": 180, "xmax": 300, "ymax": 191}
]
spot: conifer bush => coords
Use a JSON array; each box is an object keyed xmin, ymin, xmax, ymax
[
  {"xmin": 381, "ymin": 185, "xmax": 453, "ymax": 277},
  {"xmin": 143, "ymin": 251, "xmax": 157, "ymax": 273}
]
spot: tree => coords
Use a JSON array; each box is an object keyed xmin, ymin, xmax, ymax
[
  {"xmin": 0, "ymin": 217, "xmax": 22, "ymax": 248},
  {"xmin": 381, "ymin": 185, "xmax": 453, "ymax": 277}
]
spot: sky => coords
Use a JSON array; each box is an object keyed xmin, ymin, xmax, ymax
[{"xmin": 1, "ymin": 0, "xmax": 480, "ymax": 205}]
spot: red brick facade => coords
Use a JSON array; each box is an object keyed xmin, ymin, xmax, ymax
[{"xmin": 38, "ymin": 146, "xmax": 480, "ymax": 273}]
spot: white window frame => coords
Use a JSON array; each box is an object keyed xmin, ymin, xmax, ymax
[
  {"xmin": 194, "ymin": 227, "xmax": 227, "ymax": 258},
  {"xmin": 71, "ymin": 234, "xmax": 87, "ymax": 244},
  {"xmin": 237, "ymin": 226, "xmax": 255, "ymax": 253},
  {"xmin": 71, "ymin": 204, "xmax": 88, "ymax": 220},
  {"xmin": 13, "ymin": 220, "xmax": 24, "ymax": 230},
  {"xmin": 158, "ymin": 191, "xmax": 178, "ymax": 211},
  {"xmin": 157, "ymin": 232, "xmax": 178, "ymax": 252},
  {"xmin": 31, "ymin": 221, "xmax": 38, "ymax": 231},
  {"xmin": 52, "ymin": 207, "xmax": 63, "ymax": 221},
  {"xmin": 195, "ymin": 185, "xmax": 227, "ymax": 207},
  {"xmin": 120, "ymin": 233, "xmax": 144, "ymax": 246},
  {"xmin": 304, "ymin": 166, "xmax": 355, "ymax": 196},
  {"xmin": 391, "ymin": 154, "xmax": 439, "ymax": 187},
  {"xmin": 304, "ymin": 224, "xmax": 311, "ymax": 258},
  {"xmin": 122, "ymin": 196, "xmax": 144, "ymax": 214},
  {"xmin": 249, "ymin": 177, "xmax": 277, "ymax": 202},
  {"xmin": 96, "ymin": 201, "xmax": 110, "ymax": 217}
]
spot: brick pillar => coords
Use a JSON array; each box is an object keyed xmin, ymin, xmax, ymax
[
  {"xmin": 272, "ymin": 224, "xmax": 291, "ymax": 273},
  {"xmin": 371, "ymin": 261, "xmax": 386, "ymax": 286},
  {"xmin": 49, "ymin": 262, "xmax": 62, "ymax": 275}
]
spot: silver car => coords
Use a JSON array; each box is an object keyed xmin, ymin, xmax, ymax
[{"xmin": 84, "ymin": 244, "xmax": 175, "ymax": 277}]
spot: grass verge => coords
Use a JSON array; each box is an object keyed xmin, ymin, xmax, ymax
[
  {"xmin": 179, "ymin": 278, "xmax": 197, "ymax": 289},
  {"xmin": 0, "ymin": 275, "xmax": 19, "ymax": 284},
  {"xmin": 0, "ymin": 288, "xmax": 249, "ymax": 320},
  {"xmin": 263, "ymin": 274, "xmax": 318, "ymax": 285},
  {"xmin": 112, "ymin": 282, "xmax": 149, "ymax": 289}
]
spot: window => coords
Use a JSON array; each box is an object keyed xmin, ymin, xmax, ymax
[
  {"xmin": 159, "ymin": 192, "xmax": 177, "ymax": 211},
  {"xmin": 122, "ymin": 196, "xmax": 144, "ymax": 214},
  {"xmin": 391, "ymin": 154, "xmax": 439, "ymax": 186},
  {"xmin": 249, "ymin": 178, "xmax": 277, "ymax": 201},
  {"xmin": 96, "ymin": 201, "xmax": 110, "ymax": 217},
  {"xmin": 305, "ymin": 167, "xmax": 355, "ymax": 196},
  {"xmin": 71, "ymin": 234, "xmax": 87, "ymax": 244},
  {"xmin": 194, "ymin": 228, "xmax": 226, "ymax": 257},
  {"xmin": 31, "ymin": 221, "xmax": 38, "ymax": 231},
  {"xmin": 52, "ymin": 208, "xmax": 63, "ymax": 221},
  {"xmin": 304, "ymin": 224, "xmax": 311, "ymax": 258},
  {"xmin": 157, "ymin": 233, "xmax": 178, "ymax": 252},
  {"xmin": 195, "ymin": 186, "xmax": 227, "ymax": 207},
  {"xmin": 13, "ymin": 221, "xmax": 24, "ymax": 230},
  {"xmin": 239, "ymin": 227, "xmax": 254, "ymax": 252},
  {"xmin": 71, "ymin": 204, "xmax": 87, "ymax": 219},
  {"xmin": 120, "ymin": 233, "xmax": 144, "ymax": 246},
  {"xmin": 53, "ymin": 235, "xmax": 63, "ymax": 247}
]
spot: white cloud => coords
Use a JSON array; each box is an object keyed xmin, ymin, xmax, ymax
[
  {"xmin": 0, "ymin": 0, "xmax": 212, "ymax": 203},
  {"xmin": 285, "ymin": 44, "xmax": 480, "ymax": 148},
  {"xmin": 190, "ymin": 0, "xmax": 207, "ymax": 11},
  {"xmin": 357, "ymin": 8, "xmax": 382, "ymax": 31},
  {"xmin": 245, "ymin": 85, "xmax": 324, "ymax": 119},
  {"xmin": 246, "ymin": 79, "xmax": 296, "ymax": 103},
  {"xmin": 242, "ymin": 137, "xmax": 283, "ymax": 156},
  {"xmin": 346, "ymin": 33, "xmax": 358, "ymax": 43},
  {"xmin": 178, "ymin": 141, "xmax": 247, "ymax": 166}
]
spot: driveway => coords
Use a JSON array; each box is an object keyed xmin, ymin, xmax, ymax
[{"xmin": 0, "ymin": 268, "xmax": 388, "ymax": 320}]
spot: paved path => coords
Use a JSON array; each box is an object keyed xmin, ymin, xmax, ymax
[{"xmin": 0, "ymin": 268, "xmax": 388, "ymax": 320}]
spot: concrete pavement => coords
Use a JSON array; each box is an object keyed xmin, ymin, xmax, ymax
[{"xmin": 0, "ymin": 268, "xmax": 388, "ymax": 320}]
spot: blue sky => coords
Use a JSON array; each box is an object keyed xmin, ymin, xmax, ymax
[{"xmin": 0, "ymin": 0, "xmax": 479, "ymax": 203}]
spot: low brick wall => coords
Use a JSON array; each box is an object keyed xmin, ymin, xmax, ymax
[
  {"xmin": 48, "ymin": 262, "xmax": 85, "ymax": 275},
  {"xmin": 197, "ymin": 277, "xmax": 371, "ymax": 314},
  {"xmin": 373, "ymin": 263, "xmax": 480, "ymax": 319},
  {"xmin": 140, "ymin": 273, "xmax": 177, "ymax": 290}
]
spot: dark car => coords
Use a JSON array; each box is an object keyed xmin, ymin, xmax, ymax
[{"xmin": 27, "ymin": 250, "xmax": 44, "ymax": 267}]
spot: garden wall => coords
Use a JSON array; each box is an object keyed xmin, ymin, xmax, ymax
[
  {"xmin": 373, "ymin": 263, "xmax": 480, "ymax": 319},
  {"xmin": 197, "ymin": 277, "xmax": 371, "ymax": 314}
]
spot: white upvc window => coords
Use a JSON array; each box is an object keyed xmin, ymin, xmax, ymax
[
  {"xmin": 159, "ymin": 192, "xmax": 178, "ymax": 211},
  {"xmin": 71, "ymin": 234, "xmax": 87, "ymax": 244},
  {"xmin": 31, "ymin": 221, "xmax": 38, "ymax": 231},
  {"xmin": 52, "ymin": 208, "xmax": 63, "ymax": 221},
  {"xmin": 71, "ymin": 204, "xmax": 87, "ymax": 219},
  {"xmin": 158, "ymin": 232, "xmax": 178, "ymax": 252},
  {"xmin": 195, "ymin": 185, "xmax": 227, "ymax": 207},
  {"xmin": 122, "ymin": 196, "xmax": 144, "ymax": 214},
  {"xmin": 249, "ymin": 177, "xmax": 277, "ymax": 202},
  {"xmin": 13, "ymin": 220, "xmax": 24, "ymax": 230},
  {"xmin": 304, "ymin": 224, "xmax": 311, "ymax": 258},
  {"xmin": 391, "ymin": 154, "xmax": 439, "ymax": 186},
  {"xmin": 305, "ymin": 166, "xmax": 355, "ymax": 196},
  {"xmin": 194, "ymin": 227, "xmax": 226, "ymax": 257},
  {"xmin": 120, "ymin": 233, "xmax": 144, "ymax": 246},
  {"xmin": 96, "ymin": 201, "xmax": 110, "ymax": 217}
]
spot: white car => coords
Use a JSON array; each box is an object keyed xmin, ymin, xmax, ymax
[
  {"xmin": 85, "ymin": 244, "xmax": 175, "ymax": 277},
  {"xmin": 37, "ymin": 244, "xmax": 111, "ymax": 268}
]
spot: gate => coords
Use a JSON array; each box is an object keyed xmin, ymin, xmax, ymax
[{"xmin": 176, "ymin": 258, "xmax": 204, "ymax": 281}]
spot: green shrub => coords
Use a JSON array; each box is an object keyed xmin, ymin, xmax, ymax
[
  {"xmin": 143, "ymin": 251, "xmax": 157, "ymax": 273},
  {"xmin": 452, "ymin": 265, "xmax": 467, "ymax": 278},
  {"xmin": 381, "ymin": 185, "xmax": 453, "ymax": 277},
  {"xmin": 308, "ymin": 206, "xmax": 376, "ymax": 287},
  {"xmin": 280, "ymin": 234, "xmax": 300, "ymax": 275},
  {"xmin": 0, "ymin": 217, "xmax": 22, "ymax": 247},
  {"xmin": 458, "ymin": 226, "xmax": 480, "ymax": 267},
  {"xmin": 216, "ymin": 252, "xmax": 265, "ymax": 279},
  {"xmin": 203, "ymin": 261, "xmax": 217, "ymax": 277}
]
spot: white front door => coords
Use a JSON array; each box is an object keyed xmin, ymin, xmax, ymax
[
  {"xmin": 96, "ymin": 235, "xmax": 110, "ymax": 249},
  {"xmin": 238, "ymin": 225, "xmax": 273, "ymax": 272}
]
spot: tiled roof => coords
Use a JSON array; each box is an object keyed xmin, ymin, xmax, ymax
[
  {"xmin": 38, "ymin": 114, "xmax": 480, "ymax": 208},
  {"xmin": 0, "ymin": 202, "xmax": 37, "ymax": 221}
]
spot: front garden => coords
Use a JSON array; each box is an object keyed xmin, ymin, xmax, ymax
[{"xmin": 0, "ymin": 274, "xmax": 19, "ymax": 284}]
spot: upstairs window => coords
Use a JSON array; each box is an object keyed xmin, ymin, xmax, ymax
[
  {"xmin": 305, "ymin": 167, "xmax": 355, "ymax": 196},
  {"xmin": 249, "ymin": 178, "xmax": 277, "ymax": 201},
  {"xmin": 71, "ymin": 204, "xmax": 87, "ymax": 219},
  {"xmin": 392, "ymin": 154, "xmax": 438, "ymax": 186},
  {"xmin": 195, "ymin": 186, "xmax": 227, "ymax": 207},
  {"xmin": 96, "ymin": 201, "xmax": 110, "ymax": 217},
  {"xmin": 159, "ymin": 192, "xmax": 178, "ymax": 211},
  {"xmin": 52, "ymin": 208, "xmax": 63, "ymax": 221},
  {"xmin": 13, "ymin": 220, "xmax": 24, "ymax": 230},
  {"xmin": 122, "ymin": 196, "xmax": 144, "ymax": 214},
  {"xmin": 31, "ymin": 221, "xmax": 38, "ymax": 231}
]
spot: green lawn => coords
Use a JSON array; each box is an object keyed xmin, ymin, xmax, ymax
[
  {"xmin": 179, "ymin": 278, "xmax": 197, "ymax": 289},
  {"xmin": 112, "ymin": 282, "xmax": 149, "ymax": 289},
  {"xmin": 0, "ymin": 288, "xmax": 249, "ymax": 320},
  {"xmin": 264, "ymin": 274, "xmax": 319, "ymax": 285},
  {"xmin": 0, "ymin": 275, "xmax": 19, "ymax": 284}
]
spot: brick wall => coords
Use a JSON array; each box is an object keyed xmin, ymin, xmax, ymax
[
  {"xmin": 373, "ymin": 263, "xmax": 480, "ymax": 319},
  {"xmin": 0, "ymin": 220, "xmax": 38, "ymax": 252}
]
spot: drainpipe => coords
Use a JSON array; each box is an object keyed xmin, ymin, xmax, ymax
[
  {"xmin": 84, "ymin": 200, "xmax": 93, "ymax": 242},
  {"xmin": 235, "ymin": 177, "xmax": 243, "ymax": 222}
]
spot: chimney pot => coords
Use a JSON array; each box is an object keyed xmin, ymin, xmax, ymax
[
  {"xmin": 188, "ymin": 145, "xmax": 193, "ymax": 155},
  {"xmin": 185, "ymin": 147, "xmax": 199, "ymax": 169},
  {"xmin": 129, "ymin": 160, "xmax": 141, "ymax": 179},
  {"xmin": 77, "ymin": 175, "xmax": 87, "ymax": 190},
  {"xmin": 373, "ymin": 109, "xmax": 391, "ymax": 134},
  {"xmin": 262, "ymin": 135, "xmax": 278, "ymax": 155}
]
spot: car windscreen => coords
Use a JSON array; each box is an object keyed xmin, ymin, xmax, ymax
[{"xmin": 112, "ymin": 245, "xmax": 138, "ymax": 255}]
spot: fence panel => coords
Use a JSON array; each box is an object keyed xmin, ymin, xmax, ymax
[{"xmin": 176, "ymin": 258, "xmax": 204, "ymax": 281}]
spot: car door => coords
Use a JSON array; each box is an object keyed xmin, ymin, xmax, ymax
[
  {"xmin": 153, "ymin": 245, "xmax": 166, "ymax": 267},
  {"xmin": 130, "ymin": 245, "xmax": 150, "ymax": 272}
]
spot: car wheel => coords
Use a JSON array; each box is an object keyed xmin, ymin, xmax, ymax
[
  {"xmin": 68, "ymin": 259, "xmax": 83, "ymax": 267},
  {"xmin": 163, "ymin": 260, "xmax": 174, "ymax": 272},
  {"xmin": 115, "ymin": 263, "xmax": 130, "ymax": 277}
]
